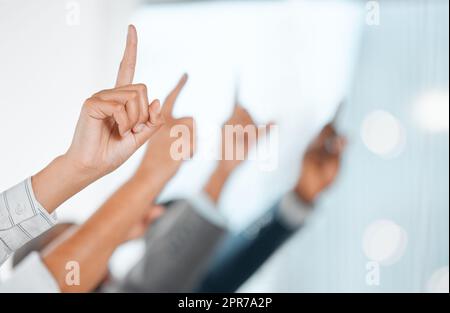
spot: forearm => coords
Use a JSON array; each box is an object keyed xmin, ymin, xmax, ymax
[
  {"xmin": 203, "ymin": 166, "xmax": 232, "ymax": 204},
  {"xmin": 42, "ymin": 175, "xmax": 159, "ymax": 292},
  {"xmin": 32, "ymin": 154, "xmax": 97, "ymax": 214},
  {"xmin": 294, "ymin": 174, "xmax": 320, "ymax": 205}
]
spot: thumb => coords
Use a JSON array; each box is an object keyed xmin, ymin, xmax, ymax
[
  {"xmin": 134, "ymin": 100, "xmax": 164, "ymax": 146},
  {"xmin": 145, "ymin": 205, "xmax": 166, "ymax": 223}
]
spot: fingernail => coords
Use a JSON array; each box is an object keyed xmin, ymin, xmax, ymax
[
  {"xmin": 153, "ymin": 100, "xmax": 161, "ymax": 114},
  {"xmin": 127, "ymin": 25, "xmax": 131, "ymax": 39},
  {"xmin": 149, "ymin": 102, "xmax": 163, "ymax": 126},
  {"xmin": 123, "ymin": 130, "xmax": 131, "ymax": 137},
  {"xmin": 149, "ymin": 113, "xmax": 159, "ymax": 126},
  {"xmin": 133, "ymin": 124, "xmax": 145, "ymax": 133}
]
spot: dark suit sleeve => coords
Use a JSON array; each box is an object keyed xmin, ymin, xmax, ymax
[{"xmin": 196, "ymin": 192, "xmax": 310, "ymax": 293}]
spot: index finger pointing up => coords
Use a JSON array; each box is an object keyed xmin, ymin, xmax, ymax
[{"xmin": 115, "ymin": 25, "xmax": 138, "ymax": 87}]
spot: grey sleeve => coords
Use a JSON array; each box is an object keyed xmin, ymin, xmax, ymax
[{"xmin": 116, "ymin": 199, "xmax": 228, "ymax": 293}]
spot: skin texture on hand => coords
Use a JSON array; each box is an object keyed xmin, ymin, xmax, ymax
[
  {"xmin": 203, "ymin": 103, "xmax": 271, "ymax": 204},
  {"xmin": 295, "ymin": 123, "xmax": 346, "ymax": 204},
  {"xmin": 32, "ymin": 25, "xmax": 163, "ymax": 213}
]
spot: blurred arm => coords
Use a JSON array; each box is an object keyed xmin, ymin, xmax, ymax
[
  {"xmin": 196, "ymin": 123, "xmax": 346, "ymax": 292},
  {"xmin": 119, "ymin": 101, "xmax": 268, "ymax": 292},
  {"xmin": 203, "ymin": 167, "xmax": 233, "ymax": 204},
  {"xmin": 118, "ymin": 199, "xmax": 227, "ymax": 293},
  {"xmin": 195, "ymin": 191, "xmax": 311, "ymax": 293},
  {"xmin": 41, "ymin": 175, "xmax": 161, "ymax": 292},
  {"xmin": 204, "ymin": 104, "xmax": 270, "ymax": 204}
]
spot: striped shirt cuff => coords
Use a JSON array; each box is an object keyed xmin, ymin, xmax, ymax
[{"xmin": 0, "ymin": 178, "xmax": 57, "ymax": 266}]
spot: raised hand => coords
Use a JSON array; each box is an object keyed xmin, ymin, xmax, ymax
[
  {"xmin": 66, "ymin": 25, "xmax": 163, "ymax": 179},
  {"xmin": 218, "ymin": 103, "xmax": 270, "ymax": 173},
  {"xmin": 295, "ymin": 123, "xmax": 346, "ymax": 204},
  {"xmin": 32, "ymin": 25, "xmax": 163, "ymax": 213},
  {"xmin": 134, "ymin": 74, "xmax": 195, "ymax": 188},
  {"xmin": 39, "ymin": 71, "xmax": 192, "ymax": 292},
  {"xmin": 204, "ymin": 101, "xmax": 271, "ymax": 203}
]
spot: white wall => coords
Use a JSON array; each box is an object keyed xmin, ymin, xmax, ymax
[{"xmin": 0, "ymin": 0, "xmax": 140, "ymax": 223}]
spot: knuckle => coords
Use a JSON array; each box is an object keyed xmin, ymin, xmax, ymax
[
  {"xmin": 129, "ymin": 90, "xmax": 139, "ymax": 99},
  {"xmin": 135, "ymin": 83, "xmax": 147, "ymax": 93},
  {"xmin": 92, "ymin": 89, "xmax": 107, "ymax": 98},
  {"xmin": 115, "ymin": 103, "xmax": 126, "ymax": 114},
  {"xmin": 83, "ymin": 97, "xmax": 96, "ymax": 108}
]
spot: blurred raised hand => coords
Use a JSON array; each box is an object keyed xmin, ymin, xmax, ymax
[
  {"xmin": 134, "ymin": 74, "xmax": 195, "ymax": 189},
  {"xmin": 204, "ymin": 101, "xmax": 271, "ymax": 203},
  {"xmin": 295, "ymin": 123, "xmax": 346, "ymax": 204}
]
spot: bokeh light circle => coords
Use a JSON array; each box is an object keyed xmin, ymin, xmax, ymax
[
  {"xmin": 361, "ymin": 110, "xmax": 405, "ymax": 158},
  {"xmin": 363, "ymin": 219, "xmax": 408, "ymax": 266},
  {"xmin": 426, "ymin": 266, "xmax": 449, "ymax": 293},
  {"xmin": 413, "ymin": 89, "xmax": 449, "ymax": 133}
]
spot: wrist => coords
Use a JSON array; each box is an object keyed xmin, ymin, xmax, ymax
[
  {"xmin": 295, "ymin": 178, "xmax": 319, "ymax": 205},
  {"xmin": 203, "ymin": 165, "xmax": 232, "ymax": 204},
  {"xmin": 214, "ymin": 164, "xmax": 234, "ymax": 180},
  {"xmin": 32, "ymin": 154, "xmax": 98, "ymax": 213},
  {"xmin": 61, "ymin": 151, "xmax": 105, "ymax": 182}
]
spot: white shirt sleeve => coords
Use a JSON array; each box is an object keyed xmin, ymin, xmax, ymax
[
  {"xmin": 276, "ymin": 190, "xmax": 313, "ymax": 230},
  {"xmin": 0, "ymin": 251, "xmax": 60, "ymax": 293},
  {"xmin": 0, "ymin": 178, "xmax": 57, "ymax": 267}
]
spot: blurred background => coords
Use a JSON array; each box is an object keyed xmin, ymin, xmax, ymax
[{"xmin": 0, "ymin": 0, "xmax": 448, "ymax": 292}]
